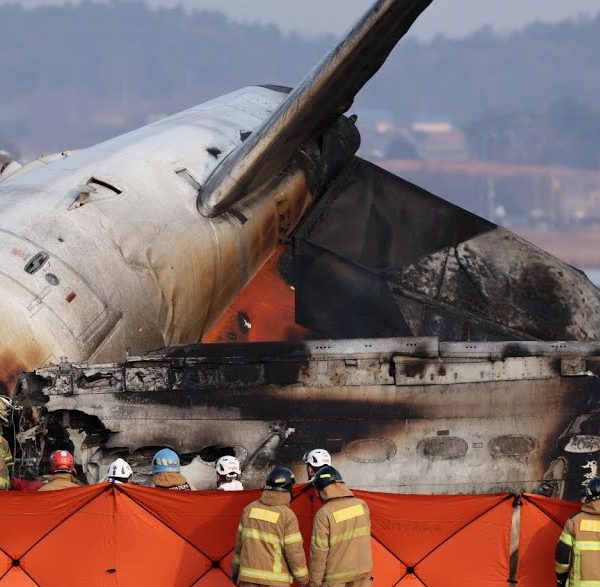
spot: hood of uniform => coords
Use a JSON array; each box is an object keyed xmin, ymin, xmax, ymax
[
  {"xmin": 582, "ymin": 500, "xmax": 600, "ymax": 515},
  {"xmin": 320, "ymin": 482, "xmax": 354, "ymax": 501},
  {"xmin": 260, "ymin": 489, "xmax": 291, "ymax": 506}
]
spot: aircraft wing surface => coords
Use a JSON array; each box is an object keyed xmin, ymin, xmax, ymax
[{"xmin": 198, "ymin": 0, "xmax": 433, "ymax": 217}]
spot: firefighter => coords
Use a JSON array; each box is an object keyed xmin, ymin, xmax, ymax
[
  {"xmin": 39, "ymin": 450, "xmax": 81, "ymax": 491},
  {"xmin": 151, "ymin": 448, "xmax": 192, "ymax": 490},
  {"xmin": 216, "ymin": 455, "xmax": 244, "ymax": 491},
  {"xmin": 309, "ymin": 466, "xmax": 372, "ymax": 587},
  {"xmin": 0, "ymin": 397, "xmax": 12, "ymax": 490},
  {"xmin": 232, "ymin": 465, "xmax": 309, "ymax": 586},
  {"xmin": 556, "ymin": 475, "xmax": 600, "ymax": 586},
  {"xmin": 107, "ymin": 458, "xmax": 134, "ymax": 484},
  {"xmin": 303, "ymin": 449, "xmax": 332, "ymax": 482}
]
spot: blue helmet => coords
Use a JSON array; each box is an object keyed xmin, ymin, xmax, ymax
[
  {"xmin": 152, "ymin": 449, "xmax": 180, "ymax": 473},
  {"xmin": 313, "ymin": 465, "xmax": 343, "ymax": 492}
]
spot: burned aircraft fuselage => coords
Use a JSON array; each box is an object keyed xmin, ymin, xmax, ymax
[
  {"xmin": 4, "ymin": 0, "xmax": 600, "ymax": 504},
  {"xmin": 14, "ymin": 338, "xmax": 600, "ymax": 500},
  {"xmin": 0, "ymin": 87, "xmax": 358, "ymax": 389}
]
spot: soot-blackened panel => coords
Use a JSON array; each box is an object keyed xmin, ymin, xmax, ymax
[
  {"xmin": 295, "ymin": 240, "xmax": 411, "ymax": 339},
  {"xmin": 294, "ymin": 156, "xmax": 600, "ymax": 341}
]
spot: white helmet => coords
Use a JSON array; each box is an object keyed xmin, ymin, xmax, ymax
[
  {"xmin": 107, "ymin": 458, "xmax": 133, "ymax": 481},
  {"xmin": 215, "ymin": 456, "xmax": 241, "ymax": 479},
  {"xmin": 303, "ymin": 449, "xmax": 332, "ymax": 469}
]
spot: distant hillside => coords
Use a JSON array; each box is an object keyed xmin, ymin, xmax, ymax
[{"xmin": 2, "ymin": 3, "xmax": 600, "ymax": 156}]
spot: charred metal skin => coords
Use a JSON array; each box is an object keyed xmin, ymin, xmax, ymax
[
  {"xmin": 13, "ymin": 338, "xmax": 600, "ymax": 499},
  {"xmin": 4, "ymin": 0, "xmax": 600, "ymax": 507},
  {"xmin": 1, "ymin": 0, "xmax": 599, "ymax": 392},
  {"xmin": 0, "ymin": 0, "xmax": 436, "ymax": 389},
  {"xmin": 0, "ymin": 89, "xmax": 358, "ymax": 390},
  {"xmin": 294, "ymin": 158, "xmax": 600, "ymax": 342}
]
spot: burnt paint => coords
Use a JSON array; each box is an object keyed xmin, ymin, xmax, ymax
[
  {"xmin": 513, "ymin": 262, "xmax": 574, "ymax": 340},
  {"xmin": 501, "ymin": 343, "xmax": 533, "ymax": 359},
  {"xmin": 153, "ymin": 340, "xmax": 311, "ymax": 361},
  {"xmin": 403, "ymin": 362, "xmax": 427, "ymax": 379},
  {"xmin": 417, "ymin": 437, "xmax": 469, "ymax": 461}
]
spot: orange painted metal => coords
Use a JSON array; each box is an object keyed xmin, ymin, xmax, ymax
[{"xmin": 203, "ymin": 246, "xmax": 309, "ymax": 343}]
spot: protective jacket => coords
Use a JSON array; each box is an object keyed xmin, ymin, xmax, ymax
[
  {"xmin": 38, "ymin": 473, "xmax": 81, "ymax": 491},
  {"xmin": 232, "ymin": 489, "xmax": 308, "ymax": 586},
  {"xmin": 556, "ymin": 498, "xmax": 600, "ymax": 585},
  {"xmin": 0, "ymin": 435, "xmax": 11, "ymax": 490},
  {"xmin": 153, "ymin": 472, "xmax": 191, "ymax": 490},
  {"xmin": 309, "ymin": 483, "xmax": 372, "ymax": 586}
]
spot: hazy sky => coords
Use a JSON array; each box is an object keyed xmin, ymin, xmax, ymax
[
  {"xmin": 6, "ymin": 0, "xmax": 600, "ymax": 38},
  {"xmin": 141, "ymin": 0, "xmax": 600, "ymax": 38}
]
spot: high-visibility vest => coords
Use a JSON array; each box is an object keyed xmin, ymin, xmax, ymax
[
  {"xmin": 556, "ymin": 501, "xmax": 600, "ymax": 586},
  {"xmin": 310, "ymin": 486, "xmax": 372, "ymax": 585},
  {"xmin": 233, "ymin": 492, "xmax": 308, "ymax": 586}
]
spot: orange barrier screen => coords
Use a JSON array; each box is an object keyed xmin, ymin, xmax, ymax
[
  {"xmin": 517, "ymin": 493, "xmax": 581, "ymax": 587},
  {"xmin": 0, "ymin": 487, "xmax": 580, "ymax": 586}
]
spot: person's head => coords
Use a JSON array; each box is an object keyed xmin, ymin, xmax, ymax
[
  {"xmin": 49, "ymin": 450, "xmax": 75, "ymax": 475},
  {"xmin": 107, "ymin": 458, "xmax": 133, "ymax": 484},
  {"xmin": 152, "ymin": 448, "xmax": 180, "ymax": 474},
  {"xmin": 303, "ymin": 449, "xmax": 331, "ymax": 481},
  {"xmin": 215, "ymin": 455, "xmax": 241, "ymax": 485},
  {"xmin": 312, "ymin": 465, "xmax": 343, "ymax": 496},
  {"xmin": 584, "ymin": 476, "xmax": 600, "ymax": 502},
  {"xmin": 264, "ymin": 466, "xmax": 295, "ymax": 493}
]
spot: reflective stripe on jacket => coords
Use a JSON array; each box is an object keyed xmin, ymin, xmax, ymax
[
  {"xmin": 233, "ymin": 489, "xmax": 308, "ymax": 586},
  {"xmin": 309, "ymin": 483, "xmax": 372, "ymax": 586},
  {"xmin": 556, "ymin": 499, "xmax": 600, "ymax": 585},
  {"xmin": 0, "ymin": 436, "xmax": 12, "ymax": 490}
]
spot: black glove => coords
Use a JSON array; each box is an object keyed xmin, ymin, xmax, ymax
[
  {"xmin": 231, "ymin": 573, "xmax": 238, "ymax": 585},
  {"xmin": 556, "ymin": 575, "xmax": 567, "ymax": 587}
]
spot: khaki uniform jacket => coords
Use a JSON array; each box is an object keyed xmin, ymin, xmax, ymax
[
  {"xmin": 153, "ymin": 472, "xmax": 192, "ymax": 490},
  {"xmin": 38, "ymin": 473, "xmax": 81, "ymax": 491},
  {"xmin": 556, "ymin": 499, "xmax": 600, "ymax": 585},
  {"xmin": 309, "ymin": 483, "xmax": 372, "ymax": 586},
  {"xmin": 0, "ymin": 435, "xmax": 11, "ymax": 490},
  {"xmin": 233, "ymin": 490, "xmax": 309, "ymax": 586}
]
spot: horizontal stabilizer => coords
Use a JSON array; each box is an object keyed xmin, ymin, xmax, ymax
[{"xmin": 198, "ymin": 0, "xmax": 433, "ymax": 217}]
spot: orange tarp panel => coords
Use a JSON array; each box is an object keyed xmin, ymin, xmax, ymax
[
  {"xmin": 0, "ymin": 484, "xmax": 106, "ymax": 558},
  {"xmin": 0, "ymin": 552, "xmax": 10, "ymax": 577},
  {"xmin": 355, "ymin": 491, "xmax": 513, "ymax": 586},
  {"xmin": 119, "ymin": 485, "xmax": 262, "ymax": 562},
  {"xmin": 0, "ymin": 568, "xmax": 37, "ymax": 586},
  {"xmin": 517, "ymin": 493, "xmax": 581, "ymax": 587},
  {"xmin": 0, "ymin": 486, "xmax": 519, "ymax": 586}
]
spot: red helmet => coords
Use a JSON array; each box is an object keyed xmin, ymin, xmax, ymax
[{"xmin": 49, "ymin": 450, "xmax": 75, "ymax": 474}]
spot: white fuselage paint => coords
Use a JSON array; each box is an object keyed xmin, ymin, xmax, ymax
[{"xmin": 0, "ymin": 87, "xmax": 301, "ymax": 379}]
